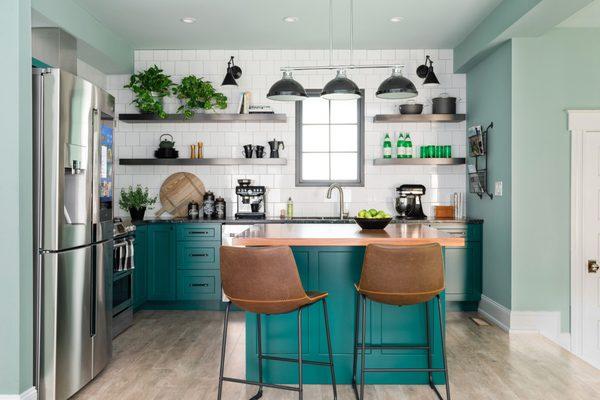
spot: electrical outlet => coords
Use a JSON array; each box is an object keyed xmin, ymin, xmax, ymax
[{"xmin": 494, "ymin": 181, "xmax": 503, "ymax": 197}]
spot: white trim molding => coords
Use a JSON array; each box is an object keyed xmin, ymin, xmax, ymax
[
  {"xmin": 510, "ymin": 311, "xmax": 571, "ymax": 351},
  {"xmin": 0, "ymin": 387, "xmax": 37, "ymax": 400},
  {"xmin": 478, "ymin": 295, "xmax": 510, "ymax": 332},
  {"xmin": 566, "ymin": 109, "xmax": 600, "ymax": 364}
]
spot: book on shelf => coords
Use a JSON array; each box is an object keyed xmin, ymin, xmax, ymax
[
  {"xmin": 248, "ymin": 105, "xmax": 274, "ymax": 114},
  {"xmin": 238, "ymin": 91, "xmax": 252, "ymax": 114}
]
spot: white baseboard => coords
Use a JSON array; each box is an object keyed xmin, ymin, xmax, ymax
[
  {"xmin": 510, "ymin": 311, "xmax": 571, "ymax": 351},
  {"xmin": 478, "ymin": 295, "xmax": 510, "ymax": 332},
  {"xmin": 0, "ymin": 387, "xmax": 37, "ymax": 400}
]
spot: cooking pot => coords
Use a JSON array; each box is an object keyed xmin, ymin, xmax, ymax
[
  {"xmin": 399, "ymin": 101, "xmax": 423, "ymax": 115},
  {"xmin": 159, "ymin": 134, "xmax": 175, "ymax": 149},
  {"xmin": 432, "ymin": 93, "xmax": 460, "ymax": 114}
]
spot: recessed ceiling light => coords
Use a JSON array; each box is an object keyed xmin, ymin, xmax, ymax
[
  {"xmin": 180, "ymin": 17, "xmax": 196, "ymax": 24},
  {"xmin": 283, "ymin": 16, "xmax": 299, "ymax": 23},
  {"xmin": 389, "ymin": 16, "xmax": 404, "ymax": 23}
]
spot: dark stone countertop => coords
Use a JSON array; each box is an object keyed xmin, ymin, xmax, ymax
[{"xmin": 133, "ymin": 217, "xmax": 483, "ymax": 225}]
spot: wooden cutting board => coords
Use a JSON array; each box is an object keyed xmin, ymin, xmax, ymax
[{"xmin": 155, "ymin": 172, "xmax": 206, "ymax": 217}]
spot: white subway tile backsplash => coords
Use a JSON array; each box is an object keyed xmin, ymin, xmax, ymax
[{"xmin": 110, "ymin": 48, "xmax": 466, "ymax": 217}]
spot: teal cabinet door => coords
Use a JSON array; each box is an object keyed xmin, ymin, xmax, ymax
[
  {"xmin": 132, "ymin": 225, "xmax": 148, "ymax": 310},
  {"xmin": 147, "ymin": 224, "xmax": 176, "ymax": 301},
  {"xmin": 444, "ymin": 242, "xmax": 482, "ymax": 302}
]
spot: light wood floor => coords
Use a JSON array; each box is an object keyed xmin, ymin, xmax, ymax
[{"xmin": 72, "ymin": 311, "xmax": 600, "ymax": 399}]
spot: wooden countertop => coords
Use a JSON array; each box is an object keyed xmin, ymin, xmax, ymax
[{"xmin": 232, "ymin": 223, "xmax": 465, "ymax": 247}]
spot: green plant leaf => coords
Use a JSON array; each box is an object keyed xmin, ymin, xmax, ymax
[
  {"xmin": 118, "ymin": 185, "xmax": 157, "ymax": 211},
  {"xmin": 124, "ymin": 65, "xmax": 174, "ymax": 118},
  {"xmin": 172, "ymin": 75, "xmax": 228, "ymax": 118}
]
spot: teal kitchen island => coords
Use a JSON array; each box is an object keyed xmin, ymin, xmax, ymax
[{"xmin": 232, "ymin": 223, "xmax": 464, "ymax": 385}]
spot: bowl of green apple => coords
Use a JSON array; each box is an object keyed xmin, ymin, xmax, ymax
[{"xmin": 354, "ymin": 209, "xmax": 393, "ymax": 230}]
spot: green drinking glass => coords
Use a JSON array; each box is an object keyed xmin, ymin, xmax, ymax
[{"xmin": 444, "ymin": 145, "xmax": 452, "ymax": 158}]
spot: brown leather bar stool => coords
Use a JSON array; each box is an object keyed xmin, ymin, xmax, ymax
[
  {"xmin": 218, "ymin": 246, "xmax": 337, "ymax": 400},
  {"xmin": 352, "ymin": 243, "xmax": 450, "ymax": 400}
]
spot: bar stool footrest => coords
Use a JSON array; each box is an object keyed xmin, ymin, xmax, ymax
[
  {"xmin": 221, "ymin": 377, "xmax": 300, "ymax": 392},
  {"xmin": 259, "ymin": 354, "xmax": 333, "ymax": 366}
]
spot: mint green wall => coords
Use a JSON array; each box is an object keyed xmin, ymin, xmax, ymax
[
  {"xmin": 512, "ymin": 28, "xmax": 600, "ymax": 331},
  {"xmin": 466, "ymin": 41, "xmax": 513, "ymax": 309},
  {"xmin": 32, "ymin": 0, "xmax": 133, "ymax": 73},
  {"xmin": 0, "ymin": 0, "xmax": 33, "ymax": 395}
]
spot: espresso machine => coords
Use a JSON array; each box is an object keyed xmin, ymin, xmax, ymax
[
  {"xmin": 235, "ymin": 179, "xmax": 266, "ymax": 219},
  {"xmin": 395, "ymin": 184, "xmax": 427, "ymax": 220}
]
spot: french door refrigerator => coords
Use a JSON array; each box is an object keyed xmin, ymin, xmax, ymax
[{"xmin": 33, "ymin": 68, "xmax": 115, "ymax": 400}]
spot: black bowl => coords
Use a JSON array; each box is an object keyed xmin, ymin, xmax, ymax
[{"xmin": 354, "ymin": 217, "xmax": 392, "ymax": 230}]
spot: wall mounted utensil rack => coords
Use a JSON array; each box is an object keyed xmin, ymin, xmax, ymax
[{"xmin": 468, "ymin": 122, "xmax": 494, "ymax": 199}]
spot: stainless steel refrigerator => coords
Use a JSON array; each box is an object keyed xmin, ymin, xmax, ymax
[{"xmin": 33, "ymin": 68, "xmax": 115, "ymax": 400}]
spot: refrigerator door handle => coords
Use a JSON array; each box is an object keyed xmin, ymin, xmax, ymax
[
  {"xmin": 90, "ymin": 242, "xmax": 97, "ymax": 337},
  {"xmin": 91, "ymin": 107, "xmax": 100, "ymax": 228}
]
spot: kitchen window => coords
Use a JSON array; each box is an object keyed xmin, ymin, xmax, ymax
[{"xmin": 295, "ymin": 89, "xmax": 365, "ymax": 186}]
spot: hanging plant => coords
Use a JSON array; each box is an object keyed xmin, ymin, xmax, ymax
[
  {"xmin": 124, "ymin": 65, "xmax": 174, "ymax": 118},
  {"xmin": 172, "ymin": 75, "xmax": 228, "ymax": 119}
]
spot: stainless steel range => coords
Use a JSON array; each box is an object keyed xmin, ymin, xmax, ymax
[{"xmin": 112, "ymin": 218, "xmax": 136, "ymax": 338}]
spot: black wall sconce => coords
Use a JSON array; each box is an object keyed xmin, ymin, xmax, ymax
[
  {"xmin": 222, "ymin": 56, "xmax": 242, "ymax": 86},
  {"xmin": 416, "ymin": 55, "xmax": 440, "ymax": 87}
]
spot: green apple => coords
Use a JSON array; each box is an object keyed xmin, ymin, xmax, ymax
[
  {"xmin": 369, "ymin": 209, "xmax": 378, "ymax": 217},
  {"xmin": 357, "ymin": 210, "xmax": 367, "ymax": 218}
]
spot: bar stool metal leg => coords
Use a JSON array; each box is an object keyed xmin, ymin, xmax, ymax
[
  {"xmin": 437, "ymin": 295, "xmax": 451, "ymax": 400},
  {"xmin": 322, "ymin": 299, "xmax": 338, "ymax": 399},
  {"xmin": 249, "ymin": 314, "xmax": 264, "ymax": 400},
  {"xmin": 297, "ymin": 308, "xmax": 303, "ymax": 400},
  {"xmin": 425, "ymin": 301, "xmax": 435, "ymax": 390},
  {"xmin": 359, "ymin": 294, "xmax": 367, "ymax": 400},
  {"xmin": 217, "ymin": 302, "xmax": 231, "ymax": 400},
  {"xmin": 352, "ymin": 291, "xmax": 360, "ymax": 397}
]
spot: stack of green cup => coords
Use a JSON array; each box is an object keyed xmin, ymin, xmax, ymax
[{"xmin": 419, "ymin": 145, "xmax": 452, "ymax": 158}]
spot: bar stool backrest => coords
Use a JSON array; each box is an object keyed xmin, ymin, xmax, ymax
[
  {"xmin": 220, "ymin": 246, "xmax": 310, "ymax": 314},
  {"xmin": 357, "ymin": 243, "xmax": 444, "ymax": 306}
]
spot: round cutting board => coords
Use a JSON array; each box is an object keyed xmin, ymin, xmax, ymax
[{"xmin": 155, "ymin": 172, "xmax": 206, "ymax": 217}]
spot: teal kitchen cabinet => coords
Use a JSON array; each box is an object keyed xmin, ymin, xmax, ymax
[
  {"xmin": 132, "ymin": 225, "xmax": 147, "ymax": 310},
  {"xmin": 434, "ymin": 223, "xmax": 482, "ymax": 307},
  {"xmin": 147, "ymin": 224, "xmax": 176, "ymax": 301}
]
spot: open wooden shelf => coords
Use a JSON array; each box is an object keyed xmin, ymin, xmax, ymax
[
  {"xmin": 373, "ymin": 158, "xmax": 465, "ymax": 166},
  {"xmin": 118, "ymin": 113, "xmax": 287, "ymax": 123},
  {"xmin": 119, "ymin": 158, "xmax": 288, "ymax": 166},
  {"xmin": 373, "ymin": 114, "xmax": 466, "ymax": 123}
]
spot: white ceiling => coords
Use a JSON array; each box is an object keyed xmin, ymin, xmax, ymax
[
  {"xmin": 559, "ymin": 0, "xmax": 600, "ymax": 27},
  {"xmin": 72, "ymin": 0, "xmax": 501, "ymax": 49}
]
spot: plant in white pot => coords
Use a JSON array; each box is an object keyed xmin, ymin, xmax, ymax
[
  {"xmin": 119, "ymin": 185, "xmax": 157, "ymax": 221},
  {"xmin": 172, "ymin": 75, "xmax": 227, "ymax": 119},
  {"xmin": 124, "ymin": 65, "xmax": 174, "ymax": 118}
]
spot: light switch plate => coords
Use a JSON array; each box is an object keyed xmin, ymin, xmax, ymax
[{"xmin": 494, "ymin": 181, "xmax": 503, "ymax": 196}]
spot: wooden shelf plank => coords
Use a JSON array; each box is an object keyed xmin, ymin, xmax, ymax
[
  {"xmin": 118, "ymin": 113, "xmax": 287, "ymax": 123},
  {"xmin": 373, "ymin": 114, "xmax": 466, "ymax": 123},
  {"xmin": 373, "ymin": 158, "xmax": 465, "ymax": 166},
  {"xmin": 119, "ymin": 158, "xmax": 288, "ymax": 166}
]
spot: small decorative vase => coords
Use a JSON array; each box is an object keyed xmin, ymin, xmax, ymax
[{"xmin": 129, "ymin": 207, "xmax": 146, "ymax": 222}]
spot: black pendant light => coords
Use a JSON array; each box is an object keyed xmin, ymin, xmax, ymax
[
  {"xmin": 417, "ymin": 55, "xmax": 440, "ymax": 87},
  {"xmin": 221, "ymin": 56, "xmax": 242, "ymax": 86},
  {"xmin": 321, "ymin": 69, "xmax": 361, "ymax": 100},
  {"xmin": 376, "ymin": 67, "xmax": 418, "ymax": 99},
  {"xmin": 267, "ymin": 71, "xmax": 307, "ymax": 101}
]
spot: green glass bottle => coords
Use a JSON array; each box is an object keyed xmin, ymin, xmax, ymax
[
  {"xmin": 383, "ymin": 133, "xmax": 392, "ymax": 159},
  {"xmin": 404, "ymin": 134, "xmax": 413, "ymax": 158},
  {"xmin": 396, "ymin": 132, "xmax": 405, "ymax": 158}
]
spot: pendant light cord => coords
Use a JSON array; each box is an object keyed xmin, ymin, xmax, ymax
[
  {"xmin": 350, "ymin": 0, "xmax": 354, "ymax": 66},
  {"xmin": 329, "ymin": 0, "xmax": 333, "ymax": 67}
]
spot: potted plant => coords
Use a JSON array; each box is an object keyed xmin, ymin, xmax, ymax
[
  {"xmin": 172, "ymin": 75, "xmax": 228, "ymax": 119},
  {"xmin": 124, "ymin": 65, "xmax": 174, "ymax": 118},
  {"xmin": 119, "ymin": 185, "xmax": 157, "ymax": 221}
]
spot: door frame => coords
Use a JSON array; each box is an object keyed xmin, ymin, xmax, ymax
[{"xmin": 567, "ymin": 109, "xmax": 600, "ymax": 362}]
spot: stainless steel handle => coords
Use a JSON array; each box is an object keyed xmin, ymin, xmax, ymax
[
  {"xmin": 191, "ymin": 253, "xmax": 209, "ymax": 257},
  {"xmin": 589, "ymin": 260, "xmax": 599, "ymax": 273},
  {"xmin": 191, "ymin": 283, "xmax": 209, "ymax": 287}
]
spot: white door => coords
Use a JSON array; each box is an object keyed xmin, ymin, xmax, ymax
[{"xmin": 581, "ymin": 130, "xmax": 600, "ymax": 368}]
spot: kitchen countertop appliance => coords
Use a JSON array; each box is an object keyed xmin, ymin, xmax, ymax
[
  {"xmin": 235, "ymin": 179, "xmax": 266, "ymax": 220},
  {"xmin": 395, "ymin": 184, "xmax": 427, "ymax": 220},
  {"xmin": 33, "ymin": 68, "xmax": 115, "ymax": 400},
  {"xmin": 112, "ymin": 218, "xmax": 136, "ymax": 338}
]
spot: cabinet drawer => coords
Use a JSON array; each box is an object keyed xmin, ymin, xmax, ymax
[
  {"xmin": 176, "ymin": 224, "xmax": 221, "ymax": 241},
  {"xmin": 177, "ymin": 241, "xmax": 220, "ymax": 269},
  {"xmin": 177, "ymin": 270, "xmax": 220, "ymax": 300}
]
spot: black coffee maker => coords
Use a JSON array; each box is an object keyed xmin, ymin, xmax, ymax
[{"xmin": 395, "ymin": 184, "xmax": 427, "ymax": 220}]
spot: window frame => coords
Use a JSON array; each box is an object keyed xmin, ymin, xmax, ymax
[{"xmin": 295, "ymin": 89, "xmax": 365, "ymax": 187}]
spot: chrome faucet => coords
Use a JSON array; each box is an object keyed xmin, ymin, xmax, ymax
[{"xmin": 326, "ymin": 183, "xmax": 345, "ymax": 219}]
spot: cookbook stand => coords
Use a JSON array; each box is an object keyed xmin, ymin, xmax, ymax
[{"xmin": 468, "ymin": 122, "xmax": 494, "ymax": 199}]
